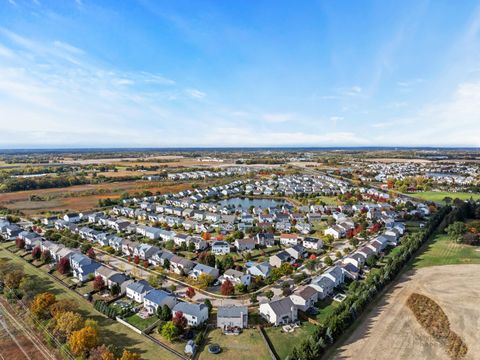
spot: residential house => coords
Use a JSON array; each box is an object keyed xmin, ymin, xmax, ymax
[
  {"xmin": 259, "ymin": 297, "xmax": 298, "ymax": 326},
  {"xmin": 190, "ymin": 263, "xmax": 219, "ymax": 280},
  {"xmin": 279, "ymin": 233, "xmax": 299, "ymax": 246},
  {"xmin": 211, "ymin": 241, "xmax": 230, "ymax": 255},
  {"xmin": 172, "ymin": 302, "xmax": 209, "ymax": 327},
  {"xmin": 289, "ymin": 286, "xmax": 319, "ymax": 312},
  {"xmin": 247, "ymin": 262, "xmax": 272, "ymax": 278},
  {"xmin": 220, "ymin": 269, "xmax": 251, "ymax": 286},
  {"xmin": 144, "ymin": 289, "xmax": 177, "ymax": 314},
  {"xmin": 234, "ymin": 238, "xmax": 256, "ymax": 252},
  {"xmin": 302, "ymin": 237, "xmax": 323, "ymax": 251},
  {"xmin": 269, "ymin": 251, "xmax": 292, "ymax": 268},
  {"xmin": 217, "ymin": 305, "xmax": 248, "ymax": 330},
  {"xmin": 126, "ymin": 280, "xmax": 153, "ymax": 303}
]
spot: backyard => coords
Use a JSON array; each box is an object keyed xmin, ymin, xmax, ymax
[
  {"xmin": 264, "ymin": 322, "xmax": 316, "ymax": 360},
  {"xmin": 199, "ymin": 328, "xmax": 271, "ymax": 360}
]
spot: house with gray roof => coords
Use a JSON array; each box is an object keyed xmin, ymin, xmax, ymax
[
  {"xmin": 189, "ymin": 263, "xmax": 219, "ymax": 280},
  {"xmin": 172, "ymin": 302, "xmax": 209, "ymax": 327},
  {"xmin": 259, "ymin": 297, "xmax": 298, "ymax": 325},
  {"xmin": 126, "ymin": 280, "xmax": 153, "ymax": 303},
  {"xmin": 217, "ymin": 305, "xmax": 248, "ymax": 330},
  {"xmin": 247, "ymin": 262, "xmax": 272, "ymax": 278},
  {"xmin": 144, "ymin": 289, "xmax": 177, "ymax": 314}
]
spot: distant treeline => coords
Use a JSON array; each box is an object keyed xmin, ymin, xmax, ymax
[{"xmin": 0, "ymin": 176, "xmax": 89, "ymax": 192}]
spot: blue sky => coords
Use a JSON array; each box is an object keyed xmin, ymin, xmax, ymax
[{"xmin": 0, "ymin": 0, "xmax": 480, "ymax": 147}]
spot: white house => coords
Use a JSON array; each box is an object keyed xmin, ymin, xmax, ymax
[
  {"xmin": 259, "ymin": 297, "xmax": 298, "ymax": 326},
  {"xmin": 172, "ymin": 302, "xmax": 209, "ymax": 327},
  {"xmin": 211, "ymin": 241, "xmax": 230, "ymax": 255},
  {"xmin": 126, "ymin": 280, "xmax": 153, "ymax": 303}
]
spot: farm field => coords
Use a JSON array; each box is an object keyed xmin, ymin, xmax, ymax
[
  {"xmin": 0, "ymin": 177, "xmax": 239, "ymax": 216},
  {"xmin": 407, "ymin": 191, "xmax": 480, "ymax": 203},
  {"xmin": 413, "ymin": 234, "xmax": 480, "ymax": 268},
  {"xmin": 0, "ymin": 244, "xmax": 178, "ymax": 360},
  {"xmin": 198, "ymin": 328, "xmax": 271, "ymax": 360},
  {"xmin": 333, "ymin": 264, "xmax": 480, "ymax": 360}
]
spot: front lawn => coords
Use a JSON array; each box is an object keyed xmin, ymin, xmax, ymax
[
  {"xmin": 413, "ymin": 233, "xmax": 480, "ymax": 268},
  {"xmin": 199, "ymin": 328, "xmax": 271, "ymax": 360}
]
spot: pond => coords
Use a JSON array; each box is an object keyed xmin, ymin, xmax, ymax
[{"xmin": 217, "ymin": 197, "xmax": 289, "ymax": 209}]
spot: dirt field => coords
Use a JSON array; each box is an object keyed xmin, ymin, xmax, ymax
[
  {"xmin": 334, "ymin": 265, "xmax": 480, "ymax": 360},
  {"xmin": 0, "ymin": 181, "xmax": 196, "ymax": 215}
]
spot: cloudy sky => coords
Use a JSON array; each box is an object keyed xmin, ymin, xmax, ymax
[{"xmin": 1, "ymin": 0, "xmax": 480, "ymax": 148}]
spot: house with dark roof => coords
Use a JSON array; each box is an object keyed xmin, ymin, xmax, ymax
[
  {"xmin": 269, "ymin": 250, "xmax": 292, "ymax": 268},
  {"xmin": 259, "ymin": 297, "xmax": 298, "ymax": 325},
  {"xmin": 107, "ymin": 273, "xmax": 132, "ymax": 294}
]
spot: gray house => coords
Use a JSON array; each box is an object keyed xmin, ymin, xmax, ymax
[{"xmin": 217, "ymin": 305, "xmax": 248, "ymax": 331}]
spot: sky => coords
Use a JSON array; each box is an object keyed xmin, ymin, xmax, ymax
[{"xmin": 0, "ymin": 0, "xmax": 480, "ymax": 148}]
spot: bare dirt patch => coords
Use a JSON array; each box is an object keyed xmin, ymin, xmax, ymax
[{"xmin": 334, "ymin": 265, "xmax": 480, "ymax": 360}]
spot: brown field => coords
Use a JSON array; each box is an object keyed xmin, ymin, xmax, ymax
[
  {"xmin": 333, "ymin": 265, "xmax": 480, "ymax": 360},
  {"xmin": 0, "ymin": 181, "xmax": 196, "ymax": 215}
]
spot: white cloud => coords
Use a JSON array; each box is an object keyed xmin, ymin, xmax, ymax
[{"xmin": 185, "ymin": 88, "xmax": 206, "ymax": 99}]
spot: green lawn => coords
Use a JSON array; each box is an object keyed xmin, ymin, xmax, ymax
[
  {"xmin": 407, "ymin": 191, "xmax": 480, "ymax": 203},
  {"xmin": 125, "ymin": 313, "xmax": 159, "ymax": 331},
  {"xmin": 264, "ymin": 322, "xmax": 316, "ymax": 360},
  {"xmin": 199, "ymin": 328, "xmax": 271, "ymax": 360},
  {"xmin": 0, "ymin": 244, "xmax": 178, "ymax": 360},
  {"xmin": 315, "ymin": 299, "xmax": 339, "ymax": 324},
  {"xmin": 413, "ymin": 233, "xmax": 480, "ymax": 268}
]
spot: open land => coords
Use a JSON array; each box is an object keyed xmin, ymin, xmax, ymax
[
  {"xmin": 407, "ymin": 191, "xmax": 480, "ymax": 203},
  {"xmin": 0, "ymin": 244, "xmax": 178, "ymax": 360},
  {"xmin": 333, "ymin": 264, "xmax": 480, "ymax": 360}
]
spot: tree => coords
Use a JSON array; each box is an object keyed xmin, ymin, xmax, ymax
[
  {"xmin": 93, "ymin": 275, "xmax": 105, "ymax": 291},
  {"xmin": 250, "ymin": 293, "xmax": 258, "ymax": 303},
  {"xmin": 19, "ymin": 275, "xmax": 38, "ymax": 300},
  {"xmin": 81, "ymin": 243, "xmax": 92, "ymax": 254},
  {"xmin": 68, "ymin": 326, "xmax": 98, "ymax": 356},
  {"xmin": 40, "ymin": 249, "xmax": 51, "ymax": 264},
  {"xmin": 119, "ymin": 350, "xmax": 141, "ymax": 360},
  {"xmin": 324, "ymin": 256, "xmax": 333, "ymax": 266},
  {"xmin": 148, "ymin": 274, "xmax": 163, "ymax": 288},
  {"xmin": 264, "ymin": 290, "xmax": 274, "ymax": 301},
  {"xmin": 32, "ymin": 245, "xmax": 41, "ymax": 260},
  {"xmin": 222, "ymin": 255, "xmax": 234, "ymax": 270},
  {"xmin": 157, "ymin": 304, "xmax": 172, "ymax": 321},
  {"xmin": 110, "ymin": 283, "xmax": 120, "ymax": 297},
  {"xmin": 197, "ymin": 273, "xmax": 214, "ymax": 289},
  {"xmin": 304, "ymin": 259, "xmax": 317, "ymax": 272},
  {"xmin": 5, "ymin": 269, "xmax": 24, "ymax": 290},
  {"xmin": 31, "ymin": 292, "xmax": 56, "ymax": 319},
  {"xmin": 86, "ymin": 248, "xmax": 96, "ymax": 259},
  {"xmin": 446, "ymin": 221, "xmax": 467, "ymax": 242},
  {"xmin": 186, "ymin": 287, "xmax": 196, "ymax": 299},
  {"xmin": 204, "ymin": 299, "xmax": 212, "ymax": 315},
  {"xmin": 54, "ymin": 311, "xmax": 84, "ymax": 339},
  {"xmin": 161, "ymin": 321, "xmax": 179, "ymax": 342},
  {"xmin": 188, "ymin": 242, "xmax": 195, "ymax": 252},
  {"xmin": 15, "ymin": 238, "xmax": 25, "ymax": 249},
  {"xmin": 172, "ymin": 311, "xmax": 187, "ymax": 332},
  {"xmin": 50, "ymin": 299, "xmax": 77, "ymax": 317},
  {"xmin": 88, "ymin": 345, "xmax": 115, "ymax": 360},
  {"xmin": 57, "ymin": 256, "xmax": 70, "ymax": 274},
  {"xmin": 163, "ymin": 258, "xmax": 170, "ymax": 270},
  {"xmin": 220, "ymin": 279, "xmax": 234, "ymax": 296}
]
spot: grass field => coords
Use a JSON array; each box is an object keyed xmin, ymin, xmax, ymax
[
  {"xmin": 125, "ymin": 313, "xmax": 159, "ymax": 331},
  {"xmin": 407, "ymin": 191, "xmax": 480, "ymax": 203},
  {"xmin": 413, "ymin": 234, "xmax": 480, "ymax": 268},
  {"xmin": 264, "ymin": 322, "xmax": 315, "ymax": 360},
  {"xmin": 0, "ymin": 244, "xmax": 178, "ymax": 360},
  {"xmin": 199, "ymin": 328, "xmax": 271, "ymax": 360}
]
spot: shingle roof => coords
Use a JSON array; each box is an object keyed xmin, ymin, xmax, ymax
[
  {"xmin": 173, "ymin": 302, "xmax": 207, "ymax": 318},
  {"xmin": 268, "ymin": 297, "xmax": 295, "ymax": 316},
  {"xmin": 217, "ymin": 305, "xmax": 248, "ymax": 318}
]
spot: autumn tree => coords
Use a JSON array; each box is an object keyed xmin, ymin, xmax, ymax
[
  {"xmin": 93, "ymin": 275, "xmax": 105, "ymax": 291},
  {"xmin": 133, "ymin": 255, "xmax": 140, "ymax": 265},
  {"xmin": 86, "ymin": 248, "xmax": 96, "ymax": 259},
  {"xmin": 68, "ymin": 325, "xmax": 98, "ymax": 356},
  {"xmin": 15, "ymin": 238, "xmax": 25, "ymax": 249},
  {"xmin": 172, "ymin": 311, "xmax": 187, "ymax": 332},
  {"xmin": 197, "ymin": 273, "xmax": 214, "ymax": 289},
  {"xmin": 119, "ymin": 350, "xmax": 141, "ymax": 360},
  {"xmin": 4, "ymin": 269, "xmax": 24, "ymax": 290},
  {"xmin": 50, "ymin": 299, "xmax": 78, "ymax": 317},
  {"xmin": 32, "ymin": 245, "xmax": 41, "ymax": 260},
  {"xmin": 88, "ymin": 345, "xmax": 115, "ymax": 360},
  {"xmin": 19, "ymin": 275, "xmax": 38, "ymax": 300},
  {"xmin": 221, "ymin": 279, "xmax": 234, "ymax": 296},
  {"xmin": 185, "ymin": 287, "xmax": 196, "ymax": 299},
  {"xmin": 57, "ymin": 256, "xmax": 70, "ymax": 274},
  {"xmin": 53, "ymin": 311, "xmax": 84, "ymax": 340},
  {"xmin": 31, "ymin": 292, "xmax": 56, "ymax": 319},
  {"xmin": 160, "ymin": 321, "xmax": 178, "ymax": 342}
]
